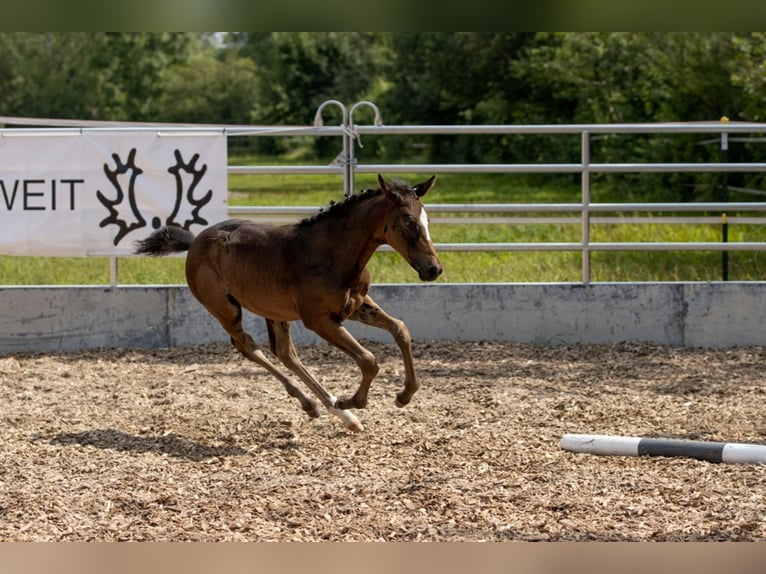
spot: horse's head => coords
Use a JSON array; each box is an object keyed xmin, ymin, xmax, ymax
[{"xmin": 379, "ymin": 174, "xmax": 443, "ymax": 282}]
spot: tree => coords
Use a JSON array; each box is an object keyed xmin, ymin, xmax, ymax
[
  {"xmin": 232, "ymin": 32, "xmax": 385, "ymax": 124},
  {"xmin": 230, "ymin": 32, "xmax": 387, "ymax": 155},
  {"xmin": 90, "ymin": 32, "xmax": 196, "ymax": 120},
  {"xmin": 0, "ymin": 33, "xmax": 108, "ymax": 119},
  {"xmin": 0, "ymin": 33, "xmax": 198, "ymax": 122},
  {"xmin": 518, "ymin": 33, "xmax": 753, "ymax": 199},
  {"xmin": 731, "ymin": 32, "xmax": 766, "ymax": 122},
  {"xmin": 379, "ymin": 32, "xmax": 537, "ymax": 162},
  {"xmin": 149, "ymin": 49, "xmax": 258, "ymax": 125}
]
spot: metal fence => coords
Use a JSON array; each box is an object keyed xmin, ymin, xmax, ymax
[
  {"xmin": 226, "ymin": 101, "xmax": 766, "ymax": 285},
  {"xmin": 4, "ymin": 102, "xmax": 766, "ymax": 286}
]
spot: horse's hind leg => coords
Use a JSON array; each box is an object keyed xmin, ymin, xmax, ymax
[
  {"xmin": 190, "ymin": 272, "xmax": 321, "ymax": 419},
  {"xmin": 231, "ymin": 325, "xmax": 322, "ymax": 419},
  {"xmin": 266, "ymin": 319, "xmax": 364, "ymax": 432},
  {"xmin": 244, "ymin": 339, "xmax": 322, "ymax": 420},
  {"xmin": 348, "ymin": 295, "xmax": 419, "ymax": 408}
]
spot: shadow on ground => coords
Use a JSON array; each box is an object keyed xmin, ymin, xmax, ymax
[{"xmin": 38, "ymin": 429, "xmax": 248, "ymax": 462}]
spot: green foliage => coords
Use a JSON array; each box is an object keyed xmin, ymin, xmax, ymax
[
  {"xmin": 0, "ymin": 33, "xmax": 106, "ymax": 119},
  {"xmin": 228, "ymin": 32, "xmax": 387, "ymax": 155},
  {"xmin": 514, "ymin": 33, "xmax": 762, "ymax": 197},
  {"xmin": 0, "ymin": 33, "xmax": 196, "ymax": 121},
  {"xmin": 150, "ymin": 51, "xmax": 258, "ymax": 124},
  {"xmin": 3, "ymin": 33, "xmax": 765, "ymax": 158},
  {"xmin": 731, "ymin": 32, "xmax": 766, "ymax": 123}
]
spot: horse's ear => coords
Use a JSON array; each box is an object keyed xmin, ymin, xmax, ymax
[
  {"xmin": 413, "ymin": 175, "xmax": 436, "ymax": 198},
  {"xmin": 379, "ymin": 174, "xmax": 403, "ymax": 205}
]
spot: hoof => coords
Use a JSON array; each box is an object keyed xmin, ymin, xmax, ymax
[
  {"xmin": 330, "ymin": 406, "xmax": 364, "ymax": 432},
  {"xmin": 395, "ymin": 392, "xmax": 411, "ymax": 408},
  {"xmin": 346, "ymin": 419, "xmax": 364, "ymax": 433},
  {"xmin": 302, "ymin": 400, "xmax": 322, "ymax": 419}
]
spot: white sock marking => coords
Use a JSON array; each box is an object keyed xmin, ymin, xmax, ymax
[{"xmin": 328, "ymin": 395, "xmax": 363, "ymax": 431}]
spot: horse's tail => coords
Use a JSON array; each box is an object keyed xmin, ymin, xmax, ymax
[{"xmin": 133, "ymin": 225, "xmax": 195, "ymax": 256}]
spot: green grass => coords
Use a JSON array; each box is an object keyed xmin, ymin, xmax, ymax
[{"xmin": 2, "ymin": 168, "xmax": 766, "ymax": 285}]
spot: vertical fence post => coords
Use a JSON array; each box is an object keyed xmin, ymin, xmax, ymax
[
  {"xmin": 720, "ymin": 116, "xmax": 729, "ymax": 281},
  {"xmin": 109, "ymin": 256, "xmax": 118, "ymax": 288},
  {"xmin": 581, "ymin": 130, "xmax": 592, "ymax": 285},
  {"xmin": 313, "ymin": 100, "xmax": 350, "ymax": 196},
  {"xmin": 348, "ymin": 101, "xmax": 383, "ymax": 197},
  {"xmin": 342, "ymin": 120, "xmax": 353, "ymax": 198}
]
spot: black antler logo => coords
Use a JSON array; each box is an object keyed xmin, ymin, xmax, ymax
[
  {"xmin": 97, "ymin": 148, "xmax": 214, "ymax": 246},
  {"xmin": 97, "ymin": 148, "xmax": 146, "ymax": 245},
  {"xmin": 166, "ymin": 150, "xmax": 213, "ymax": 229}
]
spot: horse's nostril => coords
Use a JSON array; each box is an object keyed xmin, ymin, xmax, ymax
[{"xmin": 419, "ymin": 266, "xmax": 439, "ymax": 281}]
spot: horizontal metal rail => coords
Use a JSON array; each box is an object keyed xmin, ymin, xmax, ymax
[
  {"xmin": 228, "ymin": 202, "xmax": 766, "ymax": 216},
  {"xmin": 228, "ymin": 165, "xmax": 343, "ymax": 175},
  {"xmin": 229, "ymin": 214, "xmax": 766, "ymax": 227},
  {"xmin": 92, "ymin": 240, "xmax": 766, "ymax": 257},
  {"xmin": 352, "ymin": 162, "xmax": 766, "ymax": 174},
  {"xmin": 228, "ymin": 163, "xmax": 766, "ymax": 175},
  {"xmin": 7, "ymin": 116, "xmax": 766, "ymax": 134},
  {"xmin": 376, "ymin": 242, "xmax": 766, "ymax": 253},
  {"xmin": 353, "ymin": 122, "xmax": 766, "ymax": 135}
]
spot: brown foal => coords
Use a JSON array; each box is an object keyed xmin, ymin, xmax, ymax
[{"xmin": 134, "ymin": 174, "xmax": 442, "ymax": 431}]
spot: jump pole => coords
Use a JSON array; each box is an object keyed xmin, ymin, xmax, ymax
[{"xmin": 560, "ymin": 434, "xmax": 766, "ymax": 465}]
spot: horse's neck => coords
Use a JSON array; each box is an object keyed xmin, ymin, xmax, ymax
[{"xmin": 312, "ymin": 194, "xmax": 388, "ymax": 274}]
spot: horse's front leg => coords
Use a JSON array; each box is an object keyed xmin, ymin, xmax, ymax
[
  {"xmin": 301, "ymin": 313, "xmax": 380, "ymax": 411},
  {"xmin": 347, "ymin": 295, "xmax": 419, "ymax": 408}
]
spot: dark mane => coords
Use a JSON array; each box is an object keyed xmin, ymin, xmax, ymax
[
  {"xmin": 298, "ymin": 179, "xmax": 419, "ymax": 227},
  {"xmin": 297, "ymin": 187, "xmax": 383, "ymax": 227}
]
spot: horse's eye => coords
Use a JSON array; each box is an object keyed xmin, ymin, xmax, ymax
[{"xmin": 404, "ymin": 217, "xmax": 418, "ymax": 231}]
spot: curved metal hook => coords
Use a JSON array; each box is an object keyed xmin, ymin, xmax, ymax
[
  {"xmin": 313, "ymin": 100, "xmax": 348, "ymax": 127},
  {"xmin": 349, "ymin": 101, "xmax": 383, "ymax": 127}
]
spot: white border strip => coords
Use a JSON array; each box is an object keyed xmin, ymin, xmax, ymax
[
  {"xmin": 560, "ymin": 434, "xmax": 641, "ymax": 457},
  {"xmin": 721, "ymin": 443, "xmax": 766, "ymax": 465}
]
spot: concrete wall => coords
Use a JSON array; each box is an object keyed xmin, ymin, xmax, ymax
[{"xmin": 1, "ymin": 282, "xmax": 764, "ymax": 354}]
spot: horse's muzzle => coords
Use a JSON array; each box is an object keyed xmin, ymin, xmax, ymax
[{"xmin": 419, "ymin": 264, "xmax": 443, "ymax": 282}]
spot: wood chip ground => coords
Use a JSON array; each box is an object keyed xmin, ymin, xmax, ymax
[{"xmin": 2, "ymin": 340, "xmax": 765, "ymax": 541}]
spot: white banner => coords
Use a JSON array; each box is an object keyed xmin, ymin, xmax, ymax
[{"xmin": 0, "ymin": 130, "xmax": 227, "ymax": 256}]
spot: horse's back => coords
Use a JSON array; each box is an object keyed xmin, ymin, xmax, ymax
[
  {"xmin": 199, "ymin": 218, "xmax": 272, "ymax": 239},
  {"xmin": 187, "ymin": 218, "xmax": 302, "ymax": 320},
  {"xmin": 194, "ymin": 218, "xmax": 293, "ymax": 252}
]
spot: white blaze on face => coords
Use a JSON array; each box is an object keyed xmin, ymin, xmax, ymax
[{"xmin": 419, "ymin": 205, "xmax": 432, "ymax": 241}]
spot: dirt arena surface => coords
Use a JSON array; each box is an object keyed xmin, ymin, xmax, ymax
[{"xmin": 2, "ymin": 339, "xmax": 766, "ymax": 541}]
